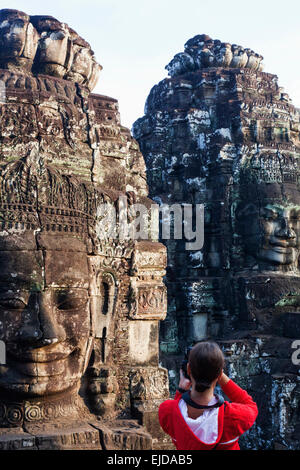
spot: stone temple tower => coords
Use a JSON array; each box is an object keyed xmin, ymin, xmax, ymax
[
  {"xmin": 0, "ymin": 9, "xmax": 170, "ymax": 450},
  {"xmin": 133, "ymin": 34, "xmax": 300, "ymax": 449}
]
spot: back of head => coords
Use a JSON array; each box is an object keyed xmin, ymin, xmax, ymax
[{"xmin": 189, "ymin": 341, "xmax": 225, "ymax": 392}]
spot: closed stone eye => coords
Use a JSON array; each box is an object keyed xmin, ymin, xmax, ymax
[
  {"xmin": 261, "ymin": 210, "xmax": 278, "ymax": 220},
  {"xmin": 0, "ymin": 298, "xmax": 26, "ymax": 309},
  {"xmin": 55, "ymin": 291, "xmax": 88, "ymax": 311}
]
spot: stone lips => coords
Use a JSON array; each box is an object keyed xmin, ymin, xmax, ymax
[
  {"xmin": 166, "ymin": 33, "xmax": 264, "ymax": 77},
  {"xmin": 0, "ymin": 9, "xmax": 102, "ymax": 91}
]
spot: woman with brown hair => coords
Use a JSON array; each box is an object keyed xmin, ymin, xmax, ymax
[{"xmin": 159, "ymin": 341, "xmax": 258, "ymax": 450}]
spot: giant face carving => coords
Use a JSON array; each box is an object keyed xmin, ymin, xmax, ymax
[
  {"xmin": 237, "ymin": 183, "xmax": 300, "ymax": 268},
  {"xmin": 0, "ymin": 10, "xmax": 28, "ymax": 59},
  {"xmin": 0, "ymin": 9, "xmax": 38, "ymax": 69},
  {"xmin": 32, "ymin": 17, "xmax": 71, "ymax": 78},
  {"xmin": 0, "ymin": 233, "xmax": 92, "ymax": 398}
]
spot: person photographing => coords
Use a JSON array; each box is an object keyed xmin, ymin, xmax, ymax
[{"xmin": 159, "ymin": 341, "xmax": 258, "ymax": 450}]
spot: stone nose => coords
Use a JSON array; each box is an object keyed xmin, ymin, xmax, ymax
[
  {"xmin": 18, "ymin": 291, "xmax": 66, "ymax": 347},
  {"xmin": 274, "ymin": 217, "xmax": 296, "ymax": 240}
]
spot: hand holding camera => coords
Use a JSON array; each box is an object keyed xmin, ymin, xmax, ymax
[
  {"xmin": 178, "ymin": 345, "xmax": 193, "ymax": 391},
  {"xmin": 178, "ymin": 368, "xmax": 192, "ymax": 391}
]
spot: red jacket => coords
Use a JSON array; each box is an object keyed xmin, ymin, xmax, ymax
[{"xmin": 158, "ymin": 379, "xmax": 258, "ymax": 450}]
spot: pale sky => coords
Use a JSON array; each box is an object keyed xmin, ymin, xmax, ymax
[{"xmin": 3, "ymin": 0, "xmax": 300, "ymax": 129}]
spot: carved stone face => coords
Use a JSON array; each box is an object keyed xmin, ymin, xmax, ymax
[
  {"xmin": 238, "ymin": 202, "xmax": 300, "ymax": 266},
  {"xmin": 30, "ymin": 16, "xmax": 71, "ymax": 78},
  {"xmin": 35, "ymin": 29, "xmax": 70, "ymax": 77},
  {"xmin": 237, "ymin": 184, "xmax": 300, "ymax": 268},
  {"xmin": 0, "ymin": 10, "xmax": 38, "ymax": 69},
  {"xmin": 0, "ymin": 11, "xmax": 28, "ymax": 59},
  {"xmin": 68, "ymin": 46, "xmax": 92, "ymax": 84},
  {"xmin": 0, "ymin": 233, "xmax": 92, "ymax": 398}
]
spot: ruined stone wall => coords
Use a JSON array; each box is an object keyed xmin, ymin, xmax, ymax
[{"xmin": 133, "ymin": 34, "xmax": 300, "ymax": 450}]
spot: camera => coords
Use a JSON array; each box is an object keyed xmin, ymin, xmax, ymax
[{"xmin": 181, "ymin": 345, "xmax": 193, "ymax": 380}]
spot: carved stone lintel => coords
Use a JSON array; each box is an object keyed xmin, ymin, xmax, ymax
[
  {"xmin": 129, "ymin": 367, "xmax": 169, "ymax": 401},
  {"xmin": 129, "ymin": 280, "xmax": 167, "ymax": 320},
  {"xmin": 129, "ymin": 241, "xmax": 167, "ymax": 321}
]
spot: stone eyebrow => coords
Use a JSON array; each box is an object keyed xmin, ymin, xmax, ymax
[
  {"xmin": 44, "ymin": 283, "xmax": 89, "ymax": 289},
  {"xmin": 47, "ymin": 285, "xmax": 89, "ymax": 290},
  {"xmin": 263, "ymin": 206, "xmax": 280, "ymax": 214},
  {"xmin": 0, "ymin": 277, "xmax": 32, "ymax": 285},
  {"xmin": 264, "ymin": 204, "xmax": 291, "ymax": 213},
  {"xmin": 289, "ymin": 207, "xmax": 300, "ymax": 215}
]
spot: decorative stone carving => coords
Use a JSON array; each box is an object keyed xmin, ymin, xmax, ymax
[
  {"xmin": 129, "ymin": 367, "xmax": 169, "ymax": 401},
  {"xmin": 129, "ymin": 367, "xmax": 171, "ymax": 450},
  {"xmin": 0, "ymin": 10, "xmax": 101, "ymax": 91},
  {"xmin": 0, "ymin": 9, "xmax": 39, "ymax": 72},
  {"xmin": 165, "ymin": 34, "xmax": 264, "ymax": 78},
  {"xmin": 129, "ymin": 283, "xmax": 167, "ymax": 320},
  {"xmin": 129, "ymin": 241, "xmax": 167, "ymax": 320}
]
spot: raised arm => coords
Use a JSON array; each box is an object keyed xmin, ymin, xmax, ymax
[
  {"xmin": 219, "ymin": 372, "xmax": 257, "ymax": 405},
  {"xmin": 218, "ymin": 372, "xmax": 258, "ymax": 435}
]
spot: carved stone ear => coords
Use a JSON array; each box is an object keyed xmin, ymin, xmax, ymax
[
  {"xmin": 89, "ymin": 265, "xmax": 118, "ymax": 363},
  {"xmin": 233, "ymin": 201, "xmax": 243, "ymax": 221},
  {"xmin": 235, "ymin": 202, "xmax": 259, "ymax": 221},
  {"xmin": 88, "ymin": 61, "xmax": 102, "ymax": 92},
  {"xmin": 100, "ymin": 272, "xmax": 117, "ymax": 318},
  {"xmin": 22, "ymin": 21, "xmax": 39, "ymax": 62},
  {"xmin": 65, "ymin": 44, "xmax": 102, "ymax": 91},
  {"xmin": 63, "ymin": 36, "xmax": 74, "ymax": 73}
]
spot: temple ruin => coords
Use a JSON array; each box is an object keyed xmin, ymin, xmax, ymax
[{"xmin": 133, "ymin": 34, "xmax": 300, "ymax": 450}]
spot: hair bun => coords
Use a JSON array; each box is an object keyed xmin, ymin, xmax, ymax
[{"xmin": 195, "ymin": 381, "xmax": 211, "ymax": 393}]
